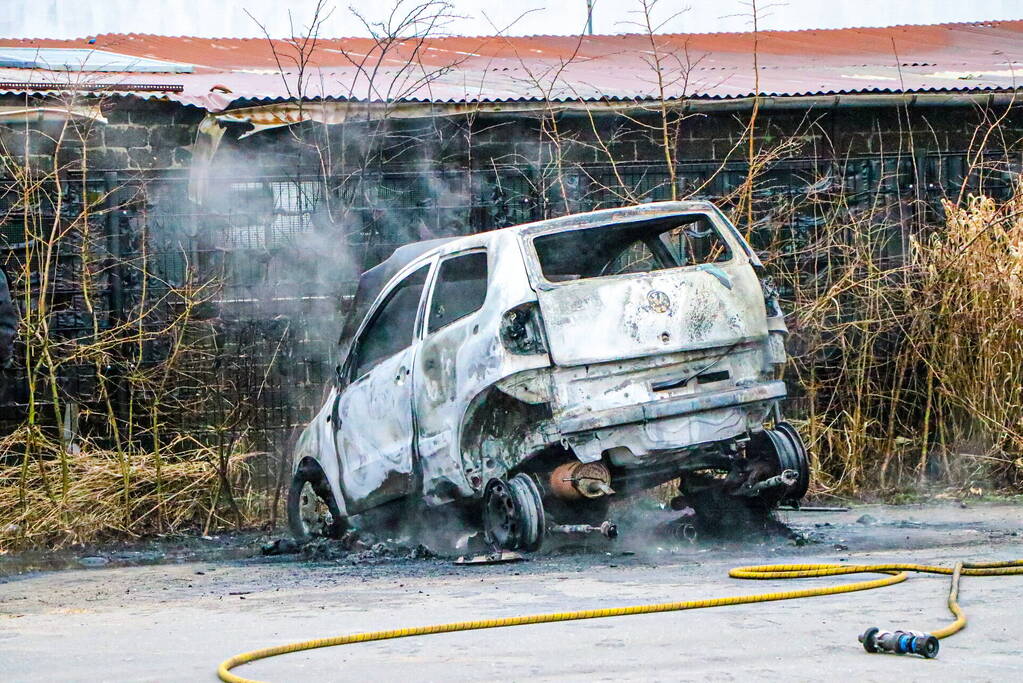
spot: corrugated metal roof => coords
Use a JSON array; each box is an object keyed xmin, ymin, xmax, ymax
[{"xmin": 0, "ymin": 20, "xmax": 1020, "ymax": 111}]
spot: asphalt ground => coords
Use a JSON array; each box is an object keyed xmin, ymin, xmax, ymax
[{"xmin": 2, "ymin": 502, "xmax": 1021, "ymax": 682}]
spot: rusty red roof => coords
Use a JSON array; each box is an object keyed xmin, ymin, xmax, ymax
[{"xmin": 0, "ymin": 20, "xmax": 1020, "ymax": 111}]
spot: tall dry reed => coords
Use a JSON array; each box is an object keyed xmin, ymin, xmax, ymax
[
  {"xmin": 0, "ymin": 96, "xmax": 264, "ymax": 551},
  {"xmin": 774, "ymin": 186, "xmax": 1023, "ymax": 498}
]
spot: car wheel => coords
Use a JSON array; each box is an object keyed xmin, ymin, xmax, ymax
[
  {"xmin": 482, "ymin": 473, "xmax": 546, "ymax": 552},
  {"xmin": 747, "ymin": 423, "xmax": 810, "ymax": 506},
  {"xmin": 287, "ymin": 464, "xmax": 346, "ymax": 543}
]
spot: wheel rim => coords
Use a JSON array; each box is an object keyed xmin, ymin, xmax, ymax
[
  {"xmin": 747, "ymin": 426, "xmax": 808, "ymax": 505},
  {"xmin": 482, "ymin": 479, "xmax": 519, "ymax": 549},
  {"xmin": 508, "ymin": 474, "xmax": 545, "ymax": 551},
  {"xmin": 774, "ymin": 422, "xmax": 810, "ymax": 501},
  {"xmin": 482, "ymin": 474, "xmax": 545, "ymax": 551},
  {"xmin": 297, "ymin": 480, "xmax": 333, "ymax": 538}
]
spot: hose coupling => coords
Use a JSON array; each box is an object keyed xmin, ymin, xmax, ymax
[{"xmin": 859, "ymin": 627, "xmax": 939, "ymax": 658}]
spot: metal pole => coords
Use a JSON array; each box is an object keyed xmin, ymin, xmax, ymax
[
  {"xmin": 103, "ymin": 171, "xmax": 126, "ymax": 425},
  {"xmin": 104, "ymin": 171, "xmax": 123, "ymax": 320},
  {"xmin": 586, "ymin": 0, "xmax": 594, "ymax": 35}
]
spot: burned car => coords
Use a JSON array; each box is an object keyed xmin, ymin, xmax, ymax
[{"xmin": 288, "ymin": 201, "xmax": 809, "ymax": 549}]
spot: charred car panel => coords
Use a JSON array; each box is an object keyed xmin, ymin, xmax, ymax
[{"xmin": 414, "ymin": 231, "xmax": 553, "ymax": 507}]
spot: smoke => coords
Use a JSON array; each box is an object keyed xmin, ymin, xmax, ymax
[{"xmin": 157, "ymin": 115, "xmax": 487, "ymax": 490}]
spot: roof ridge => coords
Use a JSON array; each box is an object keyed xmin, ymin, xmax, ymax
[
  {"xmin": 426, "ymin": 18, "xmax": 1023, "ymax": 41},
  {"xmin": 2, "ymin": 18, "xmax": 1020, "ymax": 44}
]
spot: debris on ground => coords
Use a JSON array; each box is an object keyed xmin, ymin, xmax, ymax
[
  {"xmin": 453, "ymin": 551, "xmax": 525, "ymax": 565},
  {"xmin": 261, "ymin": 529, "xmax": 437, "ymax": 564},
  {"xmin": 791, "ymin": 531, "xmax": 825, "ymax": 546},
  {"xmin": 656, "ymin": 506, "xmax": 801, "ymax": 542},
  {"xmin": 856, "ymin": 514, "xmax": 879, "ymax": 525},
  {"xmin": 260, "ymin": 539, "xmax": 301, "ymax": 556}
]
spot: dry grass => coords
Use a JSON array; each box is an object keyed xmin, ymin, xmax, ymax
[
  {"xmin": 773, "ymin": 186, "xmax": 1023, "ymax": 498},
  {"xmin": 0, "ymin": 101, "xmax": 270, "ymax": 551},
  {"xmin": 0, "ymin": 428, "xmax": 258, "ymax": 551}
]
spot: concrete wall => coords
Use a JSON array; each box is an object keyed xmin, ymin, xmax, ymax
[
  {"xmin": 0, "ymin": 97, "xmax": 203, "ymax": 172},
  {"xmin": 2, "ymin": 94, "xmax": 1020, "ymax": 180}
]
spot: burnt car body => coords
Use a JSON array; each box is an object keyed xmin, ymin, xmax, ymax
[{"xmin": 288, "ymin": 201, "xmax": 808, "ymax": 549}]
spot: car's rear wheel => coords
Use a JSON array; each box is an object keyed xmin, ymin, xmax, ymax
[
  {"xmin": 287, "ymin": 463, "xmax": 346, "ymax": 543},
  {"xmin": 746, "ymin": 422, "xmax": 810, "ymax": 506},
  {"xmin": 482, "ymin": 473, "xmax": 546, "ymax": 552}
]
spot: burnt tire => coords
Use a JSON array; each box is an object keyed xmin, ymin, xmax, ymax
[{"xmin": 287, "ymin": 463, "xmax": 346, "ymax": 544}]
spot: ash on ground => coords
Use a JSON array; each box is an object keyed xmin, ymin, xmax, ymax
[
  {"xmin": 260, "ymin": 497, "xmax": 806, "ymax": 564},
  {"xmin": 262, "ymin": 530, "xmax": 436, "ymax": 564}
]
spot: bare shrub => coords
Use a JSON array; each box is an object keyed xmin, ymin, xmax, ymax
[{"xmin": 0, "ymin": 92, "xmax": 259, "ymax": 551}]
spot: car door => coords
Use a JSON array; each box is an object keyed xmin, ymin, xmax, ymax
[
  {"xmin": 333, "ymin": 263, "xmax": 431, "ymax": 514},
  {"xmin": 409, "ymin": 249, "xmax": 488, "ymax": 507},
  {"xmin": 412, "ymin": 248, "xmax": 492, "ymax": 505}
]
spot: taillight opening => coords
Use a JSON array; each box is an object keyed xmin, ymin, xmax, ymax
[{"xmin": 500, "ymin": 302, "xmax": 548, "ymax": 355}]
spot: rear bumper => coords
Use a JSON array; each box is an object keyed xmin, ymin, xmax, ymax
[{"xmin": 556, "ymin": 380, "xmax": 787, "ymax": 435}]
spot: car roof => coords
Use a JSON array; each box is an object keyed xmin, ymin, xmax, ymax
[
  {"xmin": 509, "ymin": 200, "xmax": 717, "ymax": 237},
  {"xmin": 337, "ymin": 237, "xmax": 455, "ymax": 350},
  {"xmin": 387, "ymin": 201, "xmax": 717, "ymax": 265}
]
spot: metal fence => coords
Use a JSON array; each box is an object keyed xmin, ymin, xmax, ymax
[{"xmin": 1, "ymin": 149, "xmax": 1017, "ymax": 479}]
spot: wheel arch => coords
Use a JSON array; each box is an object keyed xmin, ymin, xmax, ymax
[
  {"xmin": 294, "ymin": 454, "xmax": 327, "ymax": 480},
  {"xmin": 288, "ymin": 454, "xmax": 348, "ymax": 541},
  {"xmin": 292, "ymin": 393, "xmax": 349, "ymax": 518},
  {"xmin": 457, "ymin": 384, "xmax": 555, "ymax": 495}
]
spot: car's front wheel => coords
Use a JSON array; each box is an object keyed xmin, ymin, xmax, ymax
[{"xmin": 287, "ymin": 463, "xmax": 346, "ymax": 543}]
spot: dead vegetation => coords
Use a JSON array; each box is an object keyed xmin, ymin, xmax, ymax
[
  {"xmin": 0, "ymin": 432, "xmax": 253, "ymax": 548},
  {"xmin": 774, "ymin": 183, "xmax": 1023, "ymax": 498},
  {"xmin": 0, "ymin": 92, "xmax": 262, "ymax": 551}
]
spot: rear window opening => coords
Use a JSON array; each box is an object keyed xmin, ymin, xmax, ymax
[{"xmin": 531, "ymin": 213, "xmax": 732, "ymax": 283}]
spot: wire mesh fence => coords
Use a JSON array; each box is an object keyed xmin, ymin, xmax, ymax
[{"xmin": 1, "ymin": 150, "xmax": 1017, "ymax": 487}]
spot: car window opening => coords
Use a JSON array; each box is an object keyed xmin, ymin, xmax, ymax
[
  {"xmin": 429, "ymin": 251, "xmax": 488, "ymax": 333},
  {"xmin": 532, "ymin": 214, "xmax": 732, "ymax": 282},
  {"xmin": 352, "ymin": 264, "xmax": 429, "ymax": 379}
]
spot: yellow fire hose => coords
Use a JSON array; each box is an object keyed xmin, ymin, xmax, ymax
[{"xmin": 218, "ymin": 559, "xmax": 1023, "ymax": 683}]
